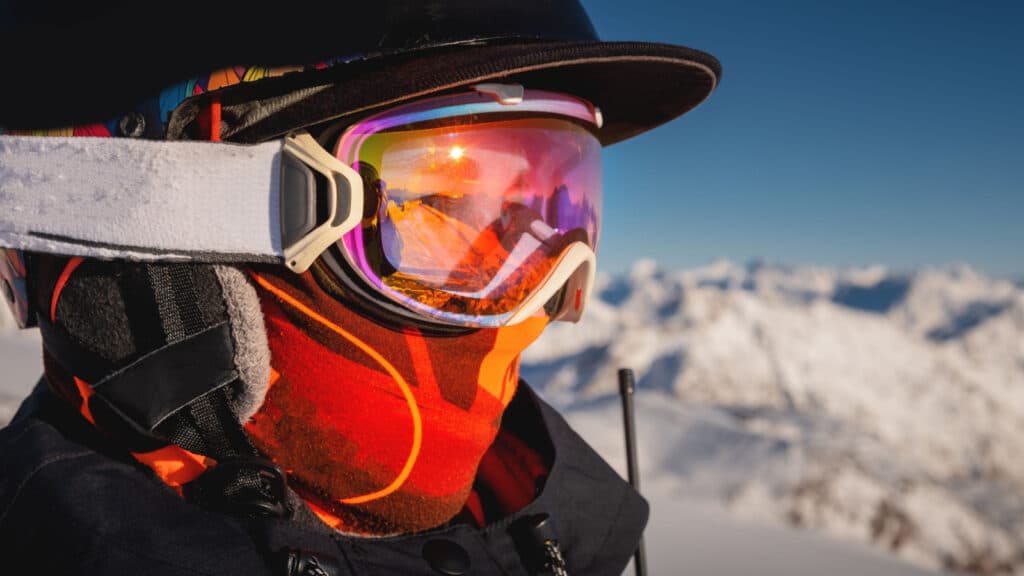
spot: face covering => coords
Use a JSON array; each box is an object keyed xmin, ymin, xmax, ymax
[{"xmin": 244, "ymin": 266, "xmax": 548, "ymax": 535}]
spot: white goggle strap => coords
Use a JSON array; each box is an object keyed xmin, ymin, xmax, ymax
[{"xmin": 0, "ymin": 132, "xmax": 363, "ymax": 273}]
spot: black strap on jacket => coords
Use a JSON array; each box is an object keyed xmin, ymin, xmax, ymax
[{"xmin": 39, "ymin": 262, "xmax": 289, "ymax": 519}]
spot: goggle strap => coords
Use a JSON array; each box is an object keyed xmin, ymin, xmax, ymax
[{"xmin": 0, "ymin": 133, "xmax": 362, "ymax": 272}]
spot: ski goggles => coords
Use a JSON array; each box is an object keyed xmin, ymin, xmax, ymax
[
  {"xmin": 0, "ymin": 84, "xmax": 602, "ymax": 328},
  {"xmin": 319, "ymin": 86, "xmax": 602, "ymax": 327}
]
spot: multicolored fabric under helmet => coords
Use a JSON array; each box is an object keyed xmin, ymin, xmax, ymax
[{"xmin": 0, "ymin": 62, "xmax": 342, "ymax": 139}]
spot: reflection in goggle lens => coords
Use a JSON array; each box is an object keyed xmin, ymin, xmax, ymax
[{"xmin": 334, "ymin": 96, "xmax": 602, "ymax": 325}]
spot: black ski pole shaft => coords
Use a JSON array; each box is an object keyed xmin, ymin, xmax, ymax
[{"xmin": 618, "ymin": 368, "xmax": 647, "ymax": 576}]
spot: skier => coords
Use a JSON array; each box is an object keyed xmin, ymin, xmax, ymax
[{"xmin": 0, "ymin": 0, "xmax": 719, "ymax": 574}]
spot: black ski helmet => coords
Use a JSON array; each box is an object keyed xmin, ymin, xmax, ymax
[{"xmin": 0, "ymin": 0, "xmax": 720, "ymax": 145}]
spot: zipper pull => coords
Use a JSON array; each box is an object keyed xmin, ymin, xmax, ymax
[{"xmin": 527, "ymin": 514, "xmax": 568, "ymax": 576}]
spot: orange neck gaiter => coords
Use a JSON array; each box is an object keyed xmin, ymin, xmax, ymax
[{"xmin": 245, "ymin": 268, "xmax": 548, "ymax": 535}]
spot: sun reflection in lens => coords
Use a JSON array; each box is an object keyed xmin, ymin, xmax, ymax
[{"xmin": 448, "ymin": 145, "xmax": 465, "ymax": 161}]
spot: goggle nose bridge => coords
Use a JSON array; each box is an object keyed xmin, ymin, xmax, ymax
[{"xmin": 506, "ymin": 241, "xmax": 596, "ymax": 325}]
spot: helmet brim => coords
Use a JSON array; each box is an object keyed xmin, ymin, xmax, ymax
[{"xmin": 168, "ymin": 40, "xmax": 721, "ymax": 147}]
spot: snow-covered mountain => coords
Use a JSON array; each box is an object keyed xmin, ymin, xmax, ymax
[{"xmin": 522, "ymin": 259, "xmax": 1024, "ymax": 574}]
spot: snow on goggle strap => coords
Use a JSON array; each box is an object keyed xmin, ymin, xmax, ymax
[{"xmin": 0, "ymin": 132, "xmax": 363, "ymax": 273}]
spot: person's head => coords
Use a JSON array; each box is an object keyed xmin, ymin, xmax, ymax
[{"xmin": 1, "ymin": 0, "xmax": 719, "ymax": 533}]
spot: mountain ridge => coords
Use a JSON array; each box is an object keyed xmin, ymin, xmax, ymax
[{"xmin": 523, "ymin": 259, "xmax": 1024, "ymax": 574}]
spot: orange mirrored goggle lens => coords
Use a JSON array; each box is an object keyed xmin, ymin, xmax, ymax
[{"xmin": 333, "ymin": 91, "xmax": 602, "ymax": 326}]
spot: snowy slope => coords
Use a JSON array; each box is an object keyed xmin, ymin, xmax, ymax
[
  {"xmin": 522, "ymin": 260, "xmax": 1024, "ymax": 574},
  {"xmin": 0, "ymin": 303, "xmax": 42, "ymax": 424},
  {"xmin": 642, "ymin": 487, "xmax": 938, "ymax": 575}
]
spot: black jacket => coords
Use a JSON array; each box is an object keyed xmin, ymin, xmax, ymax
[{"xmin": 0, "ymin": 380, "xmax": 647, "ymax": 575}]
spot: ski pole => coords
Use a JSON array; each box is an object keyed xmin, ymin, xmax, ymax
[{"xmin": 618, "ymin": 368, "xmax": 647, "ymax": 576}]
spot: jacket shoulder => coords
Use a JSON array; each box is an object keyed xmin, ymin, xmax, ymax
[
  {"xmin": 0, "ymin": 386, "xmax": 271, "ymax": 576},
  {"xmin": 507, "ymin": 382, "xmax": 650, "ymax": 576}
]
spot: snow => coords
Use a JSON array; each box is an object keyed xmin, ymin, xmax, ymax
[
  {"xmin": 523, "ymin": 260, "xmax": 1024, "ymax": 574},
  {"xmin": 642, "ymin": 496, "xmax": 937, "ymax": 576},
  {"xmin": 5, "ymin": 260, "xmax": 1021, "ymax": 574},
  {"xmin": 0, "ymin": 309, "xmax": 42, "ymax": 424}
]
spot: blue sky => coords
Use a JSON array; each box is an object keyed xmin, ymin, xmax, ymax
[{"xmin": 583, "ymin": 0, "xmax": 1024, "ymax": 278}]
